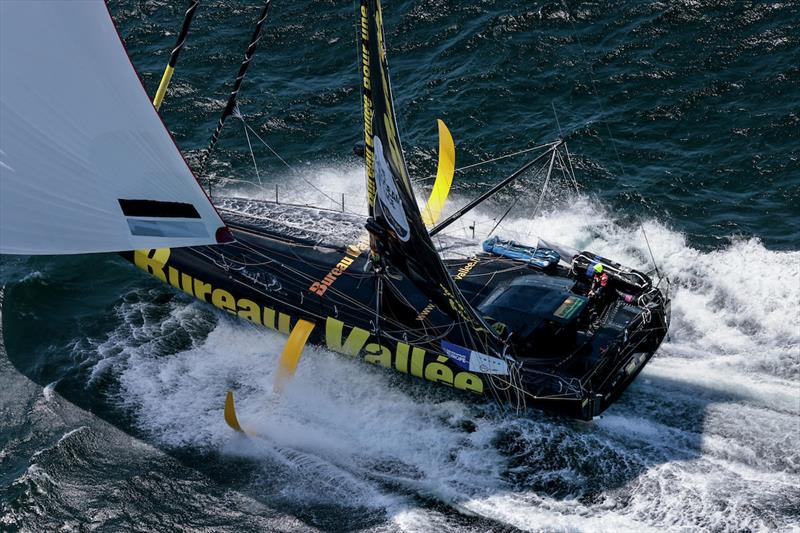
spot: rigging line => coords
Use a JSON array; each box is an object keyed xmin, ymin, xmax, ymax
[
  {"xmin": 525, "ymin": 149, "xmax": 558, "ymax": 240},
  {"xmin": 563, "ymin": 3, "xmax": 665, "ymax": 279},
  {"xmin": 194, "ymin": 250, "xmax": 333, "ymax": 324},
  {"xmin": 373, "ymin": 305, "xmax": 456, "ymax": 344},
  {"xmin": 430, "ymin": 142, "xmax": 562, "ymax": 237},
  {"xmin": 224, "ymin": 239, "xmax": 428, "ymax": 333},
  {"xmin": 374, "ymin": 275, "xmax": 382, "ymax": 339},
  {"xmin": 221, "ymin": 214, "xmax": 501, "ymax": 344},
  {"xmin": 241, "ymin": 122, "xmax": 349, "ymax": 211},
  {"xmin": 153, "ymin": 0, "xmax": 200, "ymax": 110},
  {"xmin": 555, "ymin": 147, "xmax": 580, "ymax": 193},
  {"xmin": 222, "ymin": 253, "xmax": 386, "ymax": 327},
  {"xmin": 379, "ymin": 278, "xmax": 455, "ymax": 344},
  {"xmin": 238, "ymin": 112, "xmax": 262, "ymax": 186},
  {"xmin": 562, "ymin": 143, "xmax": 579, "ymax": 191},
  {"xmin": 379, "ymin": 282, "xmax": 427, "ymax": 339},
  {"xmin": 551, "ymin": 100, "xmax": 563, "ymax": 138},
  {"xmin": 412, "ymin": 140, "xmax": 561, "ymax": 183},
  {"xmin": 243, "ymin": 122, "xmax": 294, "ymax": 171},
  {"xmin": 550, "ymin": 103, "xmax": 581, "ymax": 191},
  {"xmin": 375, "ymin": 258, "xmax": 490, "ymax": 349},
  {"xmin": 486, "ymin": 196, "xmax": 519, "ymax": 238},
  {"xmin": 641, "ymin": 225, "xmax": 662, "ymax": 281},
  {"xmin": 222, "ymin": 179, "xmax": 339, "ymax": 213},
  {"xmin": 562, "ymin": 2, "xmax": 627, "ymax": 178},
  {"xmin": 216, "ymin": 179, "xmax": 286, "ymax": 201},
  {"xmin": 456, "ymin": 216, "xmax": 471, "ymax": 240},
  {"xmin": 433, "ymin": 226, "xmax": 446, "ymax": 258},
  {"xmin": 199, "ymin": 0, "xmax": 273, "ymax": 182}
]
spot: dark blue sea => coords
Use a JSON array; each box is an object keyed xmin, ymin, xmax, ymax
[{"xmin": 2, "ymin": 1, "xmax": 799, "ymax": 531}]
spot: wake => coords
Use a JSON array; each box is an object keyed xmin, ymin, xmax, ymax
[{"xmin": 75, "ymin": 164, "xmax": 800, "ymax": 531}]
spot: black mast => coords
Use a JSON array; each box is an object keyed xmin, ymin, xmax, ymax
[{"xmin": 199, "ymin": 0, "xmax": 273, "ymax": 180}]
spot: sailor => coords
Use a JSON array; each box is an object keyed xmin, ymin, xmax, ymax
[{"xmin": 588, "ymin": 263, "xmax": 609, "ymax": 300}]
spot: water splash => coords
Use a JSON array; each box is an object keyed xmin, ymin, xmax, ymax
[{"xmin": 77, "ymin": 164, "xmax": 800, "ymax": 531}]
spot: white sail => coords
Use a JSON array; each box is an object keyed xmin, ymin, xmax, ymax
[{"xmin": 0, "ymin": 1, "xmax": 230, "ymax": 255}]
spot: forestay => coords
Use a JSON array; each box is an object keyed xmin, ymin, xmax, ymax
[
  {"xmin": 0, "ymin": 2, "xmax": 230, "ymax": 255},
  {"xmin": 359, "ymin": 0, "xmax": 505, "ymax": 357}
]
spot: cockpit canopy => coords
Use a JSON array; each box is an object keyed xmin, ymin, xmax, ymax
[{"xmin": 478, "ymin": 274, "xmax": 588, "ymax": 344}]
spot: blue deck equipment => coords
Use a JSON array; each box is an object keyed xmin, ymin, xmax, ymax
[{"xmin": 482, "ymin": 236, "xmax": 560, "ymax": 269}]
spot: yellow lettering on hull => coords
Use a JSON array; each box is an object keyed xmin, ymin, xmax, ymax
[
  {"xmin": 364, "ymin": 343, "xmax": 392, "ymax": 368},
  {"xmin": 133, "ymin": 249, "xmax": 485, "ymax": 395},
  {"xmin": 212, "ymin": 288, "xmax": 236, "ymax": 314},
  {"xmin": 326, "ymin": 318, "xmax": 369, "ymax": 356},
  {"xmin": 134, "ymin": 249, "xmax": 169, "ymax": 282},
  {"xmin": 237, "ymin": 299, "xmax": 261, "ymax": 324}
]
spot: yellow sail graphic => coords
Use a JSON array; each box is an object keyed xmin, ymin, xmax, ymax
[{"xmin": 421, "ymin": 119, "xmax": 455, "ymax": 227}]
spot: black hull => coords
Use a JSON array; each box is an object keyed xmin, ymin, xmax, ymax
[{"xmin": 122, "ymin": 197, "xmax": 670, "ymax": 420}]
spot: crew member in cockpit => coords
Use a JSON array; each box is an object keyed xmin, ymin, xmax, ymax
[{"xmin": 588, "ymin": 263, "xmax": 609, "ymax": 300}]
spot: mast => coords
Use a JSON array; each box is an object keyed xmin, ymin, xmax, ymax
[
  {"xmin": 198, "ymin": 0, "xmax": 273, "ymax": 178},
  {"xmin": 152, "ymin": 0, "xmax": 200, "ymax": 110},
  {"xmin": 358, "ymin": 0, "xmax": 507, "ymax": 356},
  {"xmin": 429, "ymin": 140, "xmax": 563, "ymax": 237}
]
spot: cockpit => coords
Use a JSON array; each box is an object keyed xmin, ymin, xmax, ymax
[{"xmin": 478, "ymin": 274, "xmax": 589, "ymax": 357}]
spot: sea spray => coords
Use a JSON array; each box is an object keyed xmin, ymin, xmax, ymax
[{"xmin": 72, "ymin": 167, "xmax": 800, "ymax": 531}]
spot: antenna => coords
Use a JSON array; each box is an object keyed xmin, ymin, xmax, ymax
[
  {"xmin": 641, "ymin": 225, "xmax": 662, "ymax": 281},
  {"xmin": 551, "ymin": 100, "xmax": 563, "ymax": 138}
]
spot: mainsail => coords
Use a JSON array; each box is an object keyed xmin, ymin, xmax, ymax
[
  {"xmin": 0, "ymin": 2, "xmax": 230, "ymax": 255},
  {"xmin": 358, "ymin": 0, "xmax": 506, "ymax": 356}
]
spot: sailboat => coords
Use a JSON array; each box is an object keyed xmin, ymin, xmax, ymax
[{"xmin": 0, "ymin": 1, "xmax": 670, "ymax": 421}]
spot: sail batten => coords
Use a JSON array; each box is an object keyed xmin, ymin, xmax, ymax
[{"xmin": 0, "ymin": 2, "xmax": 228, "ymax": 255}]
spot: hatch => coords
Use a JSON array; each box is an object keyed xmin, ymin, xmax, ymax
[{"xmin": 478, "ymin": 275, "xmax": 589, "ymax": 355}]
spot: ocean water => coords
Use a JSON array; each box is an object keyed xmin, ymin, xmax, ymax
[{"xmin": 1, "ymin": 1, "xmax": 799, "ymax": 531}]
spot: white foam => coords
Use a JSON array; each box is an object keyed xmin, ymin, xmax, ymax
[{"xmin": 80, "ymin": 164, "xmax": 800, "ymax": 530}]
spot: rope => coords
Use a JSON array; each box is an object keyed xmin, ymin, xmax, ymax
[
  {"xmin": 555, "ymin": 149, "xmax": 580, "ymax": 193},
  {"xmin": 524, "ymin": 149, "xmax": 558, "ymax": 240},
  {"xmin": 562, "ymin": 1, "xmax": 665, "ymax": 282},
  {"xmin": 486, "ymin": 197, "xmax": 519, "ymax": 238},
  {"xmin": 412, "ymin": 141, "xmax": 560, "ymax": 183},
  {"xmin": 237, "ymin": 110, "xmax": 262, "ymax": 186},
  {"xmin": 238, "ymin": 119, "xmax": 353, "ymax": 213}
]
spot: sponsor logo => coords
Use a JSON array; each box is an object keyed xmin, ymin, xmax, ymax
[
  {"xmin": 454, "ymin": 255, "xmax": 479, "ymax": 281},
  {"xmin": 414, "ymin": 256, "xmax": 478, "ymax": 321},
  {"xmin": 308, "ymin": 242, "xmax": 367, "ymax": 297},
  {"xmin": 134, "ymin": 249, "xmax": 485, "ymax": 394},
  {"xmin": 441, "ymin": 343, "xmax": 469, "ymax": 367},
  {"xmin": 441, "ymin": 341, "xmax": 509, "ymax": 375},
  {"xmin": 373, "ymin": 137, "xmax": 411, "ymax": 242},
  {"xmin": 439, "ymin": 282, "xmax": 484, "ymax": 331}
]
